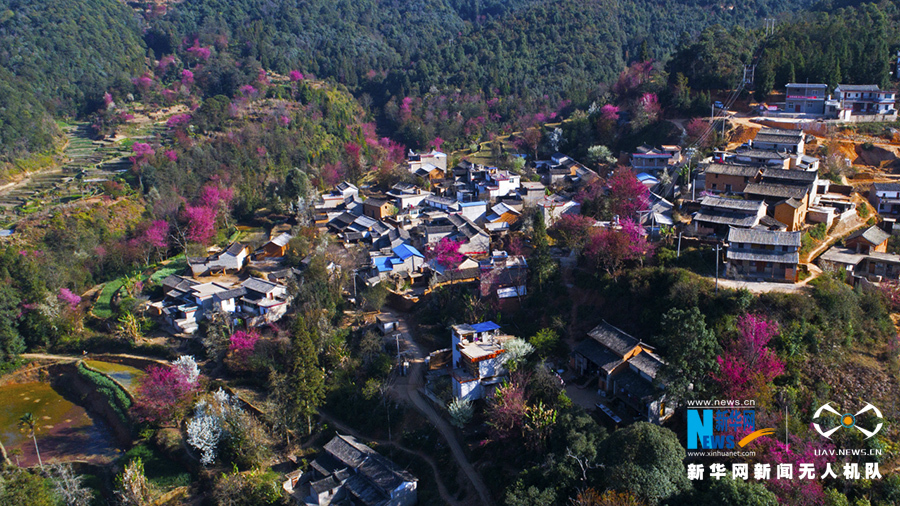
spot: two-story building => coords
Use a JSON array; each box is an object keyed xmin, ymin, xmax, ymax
[
  {"xmin": 571, "ymin": 322, "xmax": 673, "ymax": 424},
  {"xmin": 630, "ymin": 145, "xmax": 682, "ymax": 176},
  {"xmin": 869, "ymin": 182, "xmax": 900, "ymax": 215},
  {"xmin": 725, "ymin": 227, "xmax": 802, "ymax": 282},
  {"xmin": 450, "ymin": 322, "xmax": 513, "ymax": 401},
  {"xmin": 692, "ymin": 196, "xmax": 767, "ymax": 237},
  {"xmin": 785, "ymin": 83, "xmax": 828, "ymax": 115},
  {"xmin": 703, "ymin": 163, "xmax": 761, "ymax": 194},
  {"xmin": 828, "ymin": 85, "xmax": 897, "ymax": 121}
]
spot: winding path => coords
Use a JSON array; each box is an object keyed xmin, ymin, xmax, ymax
[{"xmin": 380, "ymin": 310, "xmax": 495, "ymax": 506}]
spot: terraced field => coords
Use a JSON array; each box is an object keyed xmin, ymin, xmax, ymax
[{"xmin": 0, "ymin": 123, "xmax": 142, "ymax": 226}]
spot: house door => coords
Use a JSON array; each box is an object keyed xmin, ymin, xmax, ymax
[
  {"xmin": 795, "ymin": 104, "xmax": 801, "ymax": 113},
  {"xmin": 755, "ymin": 261, "xmax": 766, "ymax": 273}
]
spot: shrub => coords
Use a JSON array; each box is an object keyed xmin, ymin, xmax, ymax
[{"xmin": 77, "ymin": 361, "xmax": 132, "ymax": 424}]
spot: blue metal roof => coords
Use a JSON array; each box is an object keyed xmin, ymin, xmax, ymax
[
  {"xmin": 470, "ymin": 321, "xmax": 500, "ymax": 333},
  {"xmin": 459, "ymin": 201, "xmax": 486, "ymax": 207},
  {"xmin": 374, "ymin": 257, "xmax": 393, "ymax": 273},
  {"xmin": 392, "ymin": 244, "xmax": 424, "ymax": 260}
]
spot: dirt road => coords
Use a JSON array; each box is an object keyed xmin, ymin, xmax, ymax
[{"xmin": 380, "ymin": 309, "xmax": 495, "ymax": 506}]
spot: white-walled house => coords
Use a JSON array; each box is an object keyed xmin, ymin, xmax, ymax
[{"xmin": 450, "ymin": 321, "xmax": 512, "ymax": 401}]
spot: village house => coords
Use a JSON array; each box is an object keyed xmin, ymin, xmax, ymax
[
  {"xmin": 370, "ymin": 243, "xmax": 425, "ymax": 281},
  {"xmin": 691, "ymin": 196, "xmax": 767, "ymax": 237},
  {"xmin": 571, "ymin": 322, "xmax": 673, "ymax": 424},
  {"xmin": 386, "ymin": 183, "xmax": 432, "ymax": 210},
  {"xmin": 703, "ymin": 163, "xmax": 761, "ymax": 194},
  {"xmin": 479, "ymin": 251, "xmax": 527, "ymax": 313},
  {"xmin": 538, "ymin": 194, "xmax": 581, "ymax": 225},
  {"xmin": 450, "ymin": 321, "xmax": 513, "ymax": 401},
  {"xmin": 407, "ymin": 148, "xmax": 447, "ymax": 180},
  {"xmin": 187, "ymin": 243, "xmax": 250, "ymax": 278},
  {"xmin": 785, "ymin": 83, "xmax": 828, "ymax": 115},
  {"xmin": 819, "ymin": 246, "xmax": 900, "ymax": 284},
  {"xmin": 484, "ymin": 202, "xmax": 521, "ymax": 233},
  {"xmin": 730, "ymin": 149, "xmax": 791, "ymax": 168},
  {"xmin": 155, "ymin": 273, "xmax": 292, "ymax": 333},
  {"xmin": 743, "ymin": 168, "xmax": 818, "ymax": 228},
  {"xmin": 630, "ymin": 145, "xmax": 682, "ymax": 176},
  {"xmin": 519, "ymin": 181, "xmax": 546, "ymax": 206},
  {"xmin": 318, "ymin": 181, "xmax": 359, "ymax": 209},
  {"xmin": 827, "ymin": 85, "xmax": 897, "ymax": 121},
  {"xmin": 750, "ymin": 128, "xmax": 805, "ymax": 154},
  {"xmin": 363, "ymin": 198, "xmax": 396, "ymax": 220},
  {"xmin": 283, "ymin": 434, "xmax": 417, "ymax": 506},
  {"xmin": 844, "ymin": 225, "xmax": 890, "ymax": 254},
  {"xmin": 868, "ymin": 182, "xmax": 900, "ymax": 215},
  {"xmin": 725, "ymin": 227, "xmax": 802, "ymax": 282},
  {"xmin": 260, "ymin": 232, "xmax": 293, "ymax": 258}
]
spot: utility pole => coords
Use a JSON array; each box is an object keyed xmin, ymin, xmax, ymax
[
  {"xmin": 677, "ymin": 232, "xmax": 682, "ymax": 258},
  {"xmin": 715, "ymin": 243, "xmax": 720, "ymax": 294}
]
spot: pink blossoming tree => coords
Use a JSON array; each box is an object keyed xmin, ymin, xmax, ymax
[{"xmin": 713, "ymin": 314, "xmax": 784, "ymax": 400}]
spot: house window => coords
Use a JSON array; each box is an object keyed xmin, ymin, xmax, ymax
[
  {"xmin": 711, "ymin": 184, "xmax": 717, "ymax": 190},
  {"xmin": 725, "ymin": 184, "xmax": 733, "ymax": 192}
]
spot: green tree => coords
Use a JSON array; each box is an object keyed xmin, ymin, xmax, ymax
[
  {"xmin": 0, "ymin": 468, "xmax": 58, "ymax": 506},
  {"xmin": 272, "ymin": 316, "xmax": 326, "ymax": 437},
  {"xmin": 0, "ymin": 284, "xmax": 24, "ymax": 367},
  {"xmin": 600, "ymin": 423, "xmax": 691, "ymax": 505},
  {"xmin": 505, "ymin": 480, "xmax": 557, "ymax": 506},
  {"xmin": 695, "ymin": 476, "xmax": 778, "ymax": 505},
  {"xmin": 529, "ymin": 212, "xmax": 555, "ymax": 292},
  {"xmin": 656, "ymin": 307, "xmax": 718, "ymax": 403},
  {"xmin": 529, "ymin": 328, "xmax": 559, "ymax": 358}
]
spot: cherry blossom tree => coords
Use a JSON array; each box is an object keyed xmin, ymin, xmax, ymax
[
  {"xmin": 583, "ymin": 220, "xmax": 651, "ymax": 278},
  {"xmin": 607, "ymin": 168, "xmax": 650, "ymax": 219},
  {"xmin": 551, "ymin": 214, "xmax": 595, "ymax": 251},
  {"xmin": 229, "ymin": 330, "xmax": 261, "ymax": 361},
  {"xmin": 289, "ymin": 70, "xmax": 303, "ymax": 82},
  {"xmin": 133, "ymin": 359, "xmax": 200, "ymax": 425},
  {"xmin": 428, "ymin": 237, "xmax": 466, "ymax": 269},
  {"xmin": 57, "ymin": 288, "xmax": 81, "ymax": 311},
  {"xmin": 486, "ymin": 380, "xmax": 527, "ymax": 441},
  {"xmin": 183, "ymin": 205, "xmax": 217, "ymax": 244},
  {"xmin": 712, "ymin": 314, "xmax": 784, "ymax": 400}
]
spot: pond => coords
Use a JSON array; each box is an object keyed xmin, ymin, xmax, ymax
[
  {"xmin": 0, "ymin": 382, "xmax": 122, "ymax": 467},
  {"xmin": 84, "ymin": 360, "xmax": 145, "ymax": 391}
]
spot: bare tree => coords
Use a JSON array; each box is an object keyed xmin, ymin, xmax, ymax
[{"xmin": 49, "ymin": 464, "xmax": 93, "ymax": 506}]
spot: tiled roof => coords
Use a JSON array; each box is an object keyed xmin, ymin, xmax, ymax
[
  {"xmin": 700, "ymin": 196, "xmax": 765, "ymax": 211},
  {"xmin": 847, "ymin": 225, "xmax": 890, "ymax": 246},
  {"xmin": 727, "ymin": 227, "xmax": 802, "ymax": 247},
  {"xmin": 744, "ymin": 182, "xmax": 809, "ymax": 200},
  {"xmin": 704, "ymin": 163, "xmax": 761, "ymax": 177},
  {"xmin": 872, "ymin": 182, "xmax": 900, "ymax": 192},
  {"xmin": 586, "ymin": 321, "xmax": 640, "ymax": 357}
]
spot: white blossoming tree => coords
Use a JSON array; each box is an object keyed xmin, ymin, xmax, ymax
[
  {"xmin": 501, "ymin": 338, "xmax": 535, "ymax": 373},
  {"xmin": 173, "ymin": 355, "xmax": 200, "ymax": 385},
  {"xmin": 448, "ymin": 398, "xmax": 474, "ymax": 428},
  {"xmin": 187, "ymin": 400, "xmax": 222, "ymax": 466}
]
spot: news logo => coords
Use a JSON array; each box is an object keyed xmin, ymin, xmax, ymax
[{"xmin": 687, "ymin": 401, "xmax": 775, "ymax": 450}]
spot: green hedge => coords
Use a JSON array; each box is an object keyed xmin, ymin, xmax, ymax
[{"xmin": 77, "ymin": 361, "xmax": 133, "ymax": 424}]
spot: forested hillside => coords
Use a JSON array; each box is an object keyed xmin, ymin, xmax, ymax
[
  {"xmin": 152, "ymin": 0, "xmax": 816, "ymax": 100},
  {"xmin": 0, "ymin": 0, "xmax": 146, "ymax": 161},
  {"xmin": 668, "ymin": 1, "xmax": 900, "ymax": 95}
]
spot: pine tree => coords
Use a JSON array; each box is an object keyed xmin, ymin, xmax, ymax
[{"xmin": 273, "ymin": 316, "xmax": 326, "ymax": 438}]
